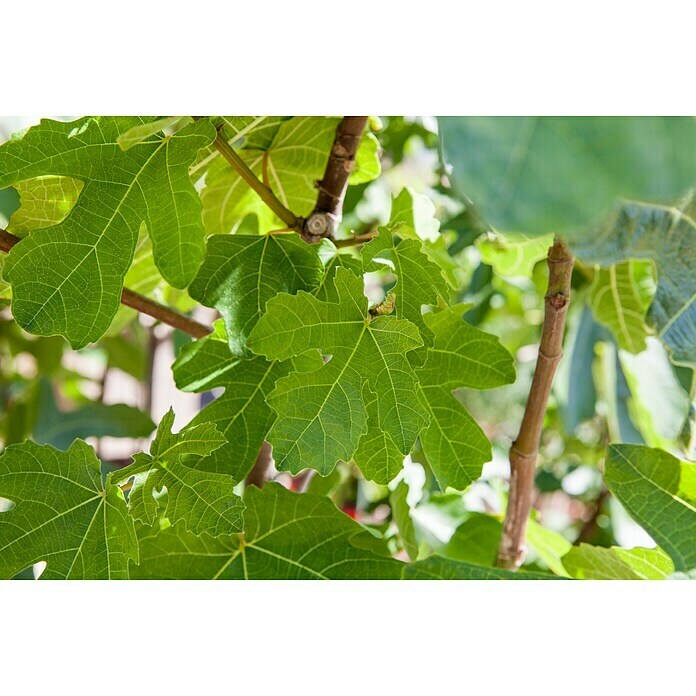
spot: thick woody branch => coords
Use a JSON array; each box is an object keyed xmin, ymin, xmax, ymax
[
  {"xmin": 302, "ymin": 116, "xmax": 369, "ymax": 243},
  {"xmin": 497, "ymin": 239, "xmax": 574, "ymax": 570},
  {"xmin": 0, "ymin": 228, "xmax": 212, "ymax": 340}
]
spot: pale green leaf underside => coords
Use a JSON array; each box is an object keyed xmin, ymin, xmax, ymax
[
  {"xmin": 604, "ymin": 444, "xmax": 696, "ymax": 572},
  {"xmin": 131, "ymin": 483, "xmax": 403, "ymax": 580},
  {"xmin": 0, "ymin": 116, "xmax": 215, "ymax": 347},
  {"xmin": 247, "ymin": 267, "xmax": 428, "ymax": 476},
  {"xmin": 0, "ymin": 440, "xmax": 137, "ymax": 579},
  {"xmin": 575, "ymin": 203, "xmax": 696, "ymax": 365},
  {"xmin": 588, "ymin": 261, "xmax": 651, "ymax": 353}
]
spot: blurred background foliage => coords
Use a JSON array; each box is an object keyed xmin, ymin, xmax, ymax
[{"xmin": 0, "ymin": 115, "xmax": 693, "ymax": 577}]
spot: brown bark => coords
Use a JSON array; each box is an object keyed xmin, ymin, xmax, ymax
[
  {"xmin": 497, "ymin": 239, "xmax": 574, "ymax": 570},
  {"xmin": 1, "ymin": 228, "xmax": 212, "ymax": 339},
  {"xmin": 245, "ymin": 441, "xmax": 274, "ymax": 488},
  {"xmin": 302, "ymin": 116, "xmax": 369, "ymax": 242}
]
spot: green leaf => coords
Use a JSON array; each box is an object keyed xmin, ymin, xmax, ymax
[
  {"xmin": 390, "ymin": 480, "xmax": 418, "ymax": 560},
  {"xmin": 525, "ymin": 518, "xmax": 572, "ymax": 577},
  {"xmin": 604, "ymin": 444, "xmax": 696, "ymax": 572},
  {"xmin": 248, "ymin": 267, "xmax": 428, "ymax": 476},
  {"xmin": 440, "ymin": 116, "xmax": 696, "ymax": 237},
  {"xmin": 574, "ymin": 202, "xmax": 696, "ymax": 365},
  {"xmin": 562, "ymin": 543, "xmax": 674, "ymax": 580},
  {"xmin": 403, "ymin": 555, "xmax": 559, "ymax": 580},
  {"xmin": 189, "ymin": 233, "xmax": 324, "ymax": 357},
  {"xmin": 114, "ymin": 409, "xmax": 243, "ymax": 536},
  {"xmin": 476, "ymin": 232, "xmax": 554, "ymax": 278},
  {"xmin": 362, "ymin": 226, "xmax": 449, "ymax": 353},
  {"xmin": 32, "ymin": 379, "xmax": 154, "ymax": 450},
  {"xmin": 588, "ymin": 261, "xmax": 651, "ymax": 353},
  {"xmin": 131, "ymin": 483, "xmax": 403, "ymax": 579},
  {"xmin": 0, "ymin": 116, "xmax": 216, "ymax": 347},
  {"xmin": 201, "ymin": 117, "xmax": 380, "ymax": 235},
  {"xmin": 417, "ymin": 305, "xmax": 516, "ymax": 490},
  {"xmin": 0, "ymin": 439, "xmax": 137, "ymax": 579}
]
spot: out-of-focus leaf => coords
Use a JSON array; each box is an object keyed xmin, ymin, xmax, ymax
[
  {"xmin": 440, "ymin": 116, "xmax": 696, "ymax": 238},
  {"xmin": 390, "ymin": 481, "xmax": 418, "ymax": 560},
  {"xmin": 574, "ymin": 202, "xmax": 696, "ymax": 366},
  {"xmin": 388, "ymin": 187, "xmax": 440, "ymax": 242},
  {"xmin": 32, "ymin": 380, "xmax": 154, "ymax": 450},
  {"xmin": 477, "ymin": 232, "xmax": 553, "ymax": 278}
]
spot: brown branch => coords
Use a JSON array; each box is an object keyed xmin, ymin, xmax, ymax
[
  {"xmin": 302, "ymin": 116, "xmax": 369, "ymax": 243},
  {"xmin": 497, "ymin": 239, "xmax": 574, "ymax": 570},
  {"xmin": 245, "ymin": 441, "xmax": 274, "ymax": 489},
  {"xmin": 1, "ymin": 228, "xmax": 212, "ymax": 339}
]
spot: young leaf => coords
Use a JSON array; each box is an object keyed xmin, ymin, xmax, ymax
[
  {"xmin": 417, "ymin": 305, "xmax": 516, "ymax": 490},
  {"xmin": 0, "ymin": 439, "xmax": 137, "ymax": 579},
  {"xmin": 362, "ymin": 226, "xmax": 449, "ymax": 353},
  {"xmin": 189, "ymin": 233, "xmax": 324, "ymax": 357},
  {"xmin": 562, "ymin": 544, "xmax": 674, "ymax": 580},
  {"xmin": 389, "ymin": 187, "xmax": 440, "ymax": 242},
  {"xmin": 390, "ymin": 480, "xmax": 418, "ymax": 561},
  {"xmin": 440, "ymin": 116, "xmax": 696, "ymax": 237},
  {"xmin": 114, "ymin": 410, "xmax": 244, "ymax": 537},
  {"xmin": 403, "ymin": 555, "xmax": 559, "ymax": 580},
  {"xmin": 0, "ymin": 116, "xmax": 216, "ymax": 347},
  {"xmin": 574, "ymin": 202, "xmax": 696, "ymax": 365},
  {"xmin": 604, "ymin": 444, "xmax": 696, "ymax": 572},
  {"xmin": 131, "ymin": 483, "xmax": 403, "ymax": 580},
  {"xmin": 247, "ymin": 267, "xmax": 429, "ymax": 476},
  {"xmin": 588, "ymin": 261, "xmax": 650, "ymax": 353}
]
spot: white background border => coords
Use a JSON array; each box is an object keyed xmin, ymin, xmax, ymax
[{"xmin": 1, "ymin": 1, "xmax": 695, "ymax": 692}]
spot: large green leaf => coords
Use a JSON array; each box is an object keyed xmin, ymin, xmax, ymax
[
  {"xmin": 0, "ymin": 439, "xmax": 137, "ymax": 579},
  {"xmin": 588, "ymin": 261, "xmax": 651, "ymax": 353},
  {"xmin": 189, "ymin": 233, "xmax": 324, "ymax": 357},
  {"xmin": 417, "ymin": 305, "xmax": 516, "ymax": 490},
  {"xmin": 201, "ymin": 116, "xmax": 380, "ymax": 235},
  {"xmin": 562, "ymin": 543, "xmax": 673, "ymax": 580},
  {"xmin": 574, "ymin": 202, "xmax": 696, "ymax": 365},
  {"xmin": 440, "ymin": 116, "xmax": 696, "ymax": 237},
  {"xmin": 247, "ymin": 267, "xmax": 428, "ymax": 476},
  {"xmin": 604, "ymin": 444, "xmax": 696, "ymax": 571},
  {"xmin": 0, "ymin": 116, "xmax": 215, "ymax": 347},
  {"xmin": 131, "ymin": 483, "xmax": 403, "ymax": 579},
  {"xmin": 114, "ymin": 410, "xmax": 244, "ymax": 536},
  {"xmin": 403, "ymin": 555, "xmax": 558, "ymax": 580}
]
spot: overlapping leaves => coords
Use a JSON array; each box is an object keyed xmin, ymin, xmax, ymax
[{"xmin": 0, "ymin": 116, "xmax": 216, "ymax": 347}]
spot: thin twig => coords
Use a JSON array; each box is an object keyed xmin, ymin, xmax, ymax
[
  {"xmin": 0, "ymin": 228, "xmax": 212, "ymax": 339},
  {"xmin": 333, "ymin": 232, "xmax": 377, "ymax": 248},
  {"xmin": 302, "ymin": 117, "xmax": 369, "ymax": 242},
  {"xmin": 497, "ymin": 238, "xmax": 574, "ymax": 570},
  {"xmin": 210, "ymin": 128, "xmax": 300, "ymax": 230}
]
